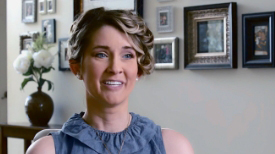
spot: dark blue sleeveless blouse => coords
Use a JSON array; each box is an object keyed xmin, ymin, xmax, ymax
[{"xmin": 50, "ymin": 112, "xmax": 166, "ymax": 154}]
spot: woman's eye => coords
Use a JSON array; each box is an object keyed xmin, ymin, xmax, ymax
[
  {"xmin": 95, "ymin": 53, "xmax": 107, "ymax": 58},
  {"xmin": 123, "ymin": 53, "xmax": 134, "ymax": 59}
]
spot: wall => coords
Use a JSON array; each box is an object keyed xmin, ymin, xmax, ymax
[
  {"xmin": 7, "ymin": 0, "xmax": 275, "ymax": 154},
  {"xmin": 0, "ymin": 0, "xmax": 7, "ymax": 123}
]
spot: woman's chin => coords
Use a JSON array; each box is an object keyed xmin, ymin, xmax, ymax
[{"xmin": 105, "ymin": 98, "xmax": 127, "ymax": 106}]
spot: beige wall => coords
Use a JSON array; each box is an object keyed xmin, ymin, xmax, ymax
[{"xmin": 7, "ymin": 0, "xmax": 275, "ymax": 154}]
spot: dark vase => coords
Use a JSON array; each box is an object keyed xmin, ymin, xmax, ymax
[{"xmin": 25, "ymin": 88, "xmax": 54, "ymax": 126}]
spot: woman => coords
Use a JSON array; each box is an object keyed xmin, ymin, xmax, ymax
[{"xmin": 27, "ymin": 7, "xmax": 194, "ymax": 154}]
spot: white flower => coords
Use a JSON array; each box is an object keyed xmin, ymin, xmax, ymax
[
  {"xmin": 21, "ymin": 50, "xmax": 33, "ymax": 60},
  {"xmin": 33, "ymin": 50, "xmax": 54, "ymax": 69},
  {"xmin": 13, "ymin": 53, "xmax": 31, "ymax": 74}
]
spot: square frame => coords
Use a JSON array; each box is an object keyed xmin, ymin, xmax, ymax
[
  {"xmin": 157, "ymin": 6, "xmax": 174, "ymax": 33},
  {"xmin": 151, "ymin": 37, "xmax": 179, "ymax": 70},
  {"xmin": 39, "ymin": 0, "xmax": 47, "ymax": 14},
  {"xmin": 242, "ymin": 12, "xmax": 275, "ymax": 68},
  {"xmin": 22, "ymin": 0, "xmax": 37, "ymax": 23},
  {"xmin": 73, "ymin": 0, "xmax": 143, "ymax": 20},
  {"xmin": 47, "ymin": 0, "xmax": 56, "ymax": 14},
  {"xmin": 58, "ymin": 38, "xmax": 70, "ymax": 71},
  {"xmin": 42, "ymin": 19, "xmax": 56, "ymax": 44},
  {"xmin": 19, "ymin": 32, "xmax": 40, "ymax": 53},
  {"xmin": 184, "ymin": 2, "xmax": 237, "ymax": 69}
]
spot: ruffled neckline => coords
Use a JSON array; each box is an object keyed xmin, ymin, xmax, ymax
[{"xmin": 61, "ymin": 112, "xmax": 158, "ymax": 153}]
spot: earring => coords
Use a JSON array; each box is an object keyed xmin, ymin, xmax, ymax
[
  {"xmin": 76, "ymin": 74, "xmax": 80, "ymax": 79},
  {"xmin": 136, "ymin": 78, "xmax": 139, "ymax": 81}
]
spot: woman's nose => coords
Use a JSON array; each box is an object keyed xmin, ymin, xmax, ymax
[{"xmin": 107, "ymin": 56, "xmax": 123, "ymax": 74}]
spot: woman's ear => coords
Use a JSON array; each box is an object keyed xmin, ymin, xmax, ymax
[
  {"xmin": 69, "ymin": 59, "xmax": 82, "ymax": 80},
  {"xmin": 137, "ymin": 69, "xmax": 143, "ymax": 79},
  {"xmin": 69, "ymin": 60, "xmax": 79, "ymax": 75}
]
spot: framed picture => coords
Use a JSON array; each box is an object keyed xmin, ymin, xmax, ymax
[
  {"xmin": 151, "ymin": 37, "xmax": 179, "ymax": 69},
  {"xmin": 73, "ymin": 0, "xmax": 143, "ymax": 20},
  {"xmin": 58, "ymin": 38, "xmax": 70, "ymax": 71},
  {"xmin": 184, "ymin": 2, "xmax": 237, "ymax": 69},
  {"xmin": 19, "ymin": 32, "xmax": 40, "ymax": 53},
  {"xmin": 47, "ymin": 0, "xmax": 56, "ymax": 13},
  {"xmin": 242, "ymin": 12, "xmax": 275, "ymax": 68},
  {"xmin": 22, "ymin": 0, "xmax": 37, "ymax": 23},
  {"xmin": 39, "ymin": 0, "xmax": 47, "ymax": 14},
  {"xmin": 42, "ymin": 19, "xmax": 56, "ymax": 43},
  {"xmin": 157, "ymin": 6, "xmax": 173, "ymax": 33}
]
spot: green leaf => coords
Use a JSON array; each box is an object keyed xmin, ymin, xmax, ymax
[
  {"xmin": 33, "ymin": 67, "xmax": 41, "ymax": 73},
  {"xmin": 38, "ymin": 78, "xmax": 46, "ymax": 89},
  {"xmin": 21, "ymin": 77, "xmax": 35, "ymax": 90},
  {"xmin": 33, "ymin": 33, "xmax": 47, "ymax": 52},
  {"xmin": 42, "ymin": 66, "xmax": 55, "ymax": 74},
  {"xmin": 22, "ymin": 68, "xmax": 33, "ymax": 76},
  {"xmin": 46, "ymin": 80, "xmax": 54, "ymax": 91}
]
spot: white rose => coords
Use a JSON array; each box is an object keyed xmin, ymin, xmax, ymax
[
  {"xmin": 21, "ymin": 50, "xmax": 33, "ymax": 60},
  {"xmin": 33, "ymin": 50, "xmax": 54, "ymax": 69},
  {"xmin": 13, "ymin": 54, "xmax": 31, "ymax": 74}
]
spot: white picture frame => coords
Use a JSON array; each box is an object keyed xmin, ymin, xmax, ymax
[
  {"xmin": 22, "ymin": 0, "xmax": 37, "ymax": 23},
  {"xmin": 39, "ymin": 0, "xmax": 47, "ymax": 14},
  {"xmin": 151, "ymin": 37, "xmax": 179, "ymax": 69},
  {"xmin": 157, "ymin": 6, "xmax": 174, "ymax": 33},
  {"xmin": 47, "ymin": 0, "xmax": 56, "ymax": 13},
  {"xmin": 74, "ymin": 0, "xmax": 143, "ymax": 20}
]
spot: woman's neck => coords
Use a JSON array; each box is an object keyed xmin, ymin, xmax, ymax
[{"xmin": 82, "ymin": 102, "xmax": 131, "ymax": 133}]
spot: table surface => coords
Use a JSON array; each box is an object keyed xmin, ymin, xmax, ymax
[
  {"xmin": 0, "ymin": 122, "xmax": 63, "ymax": 129},
  {"xmin": 0, "ymin": 123, "xmax": 63, "ymax": 154}
]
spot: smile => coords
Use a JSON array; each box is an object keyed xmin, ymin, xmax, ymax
[{"xmin": 104, "ymin": 81, "xmax": 123, "ymax": 85}]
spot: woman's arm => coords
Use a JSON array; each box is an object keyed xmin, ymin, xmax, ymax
[
  {"xmin": 26, "ymin": 136, "xmax": 55, "ymax": 154},
  {"xmin": 162, "ymin": 128, "xmax": 194, "ymax": 154}
]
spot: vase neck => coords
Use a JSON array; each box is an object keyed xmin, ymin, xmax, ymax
[{"xmin": 37, "ymin": 87, "xmax": 42, "ymax": 92}]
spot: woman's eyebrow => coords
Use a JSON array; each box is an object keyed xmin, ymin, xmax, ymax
[
  {"xmin": 92, "ymin": 45, "xmax": 109, "ymax": 50},
  {"xmin": 122, "ymin": 46, "xmax": 135, "ymax": 50}
]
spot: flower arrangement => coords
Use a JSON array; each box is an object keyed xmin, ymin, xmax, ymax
[{"xmin": 13, "ymin": 33, "xmax": 55, "ymax": 91}]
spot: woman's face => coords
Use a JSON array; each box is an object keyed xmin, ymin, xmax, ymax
[{"xmin": 81, "ymin": 25, "xmax": 138, "ymax": 106}]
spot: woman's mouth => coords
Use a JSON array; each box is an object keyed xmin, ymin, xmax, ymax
[{"xmin": 104, "ymin": 81, "xmax": 123, "ymax": 86}]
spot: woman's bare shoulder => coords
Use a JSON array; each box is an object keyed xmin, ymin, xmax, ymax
[
  {"xmin": 161, "ymin": 128, "xmax": 194, "ymax": 154},
  {"xmin": 26, "ymin": 136, "xmax": 55, "ymax": 154}
]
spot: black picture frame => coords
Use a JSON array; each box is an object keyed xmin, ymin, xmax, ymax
[
  {"xmin": 22, "ymin": 0, "xmax": 37, "ymax": 23},
  {"xmin": 242, "ymin": 12, "xmax": 275, "ymax": 68},
  {"xmin": 19, "ymin": 32, "xmax": 39, "ymax": 53},
  {"xmin": 184, "ymin": 2, "xmax": 237, "ymax": 69},
  {"xmin": 58, "ymin": 38, "xmax": 70, "ymax": 71},
  {"xmin": 73, "ymin": 0, "xmax": 143, "ymax": 20},
  {"xmin": 41, "ymin": 19, "xmax": 56, "ymax": 43}
]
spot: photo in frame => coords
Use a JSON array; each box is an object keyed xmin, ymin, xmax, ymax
[
  {"xmin": 242, "ymin": 12, "xmax": 275, "ymax": 68},
  {"xmin": 39, "ymin": 0, "xmax": 47, "ymax": 14},
  {"xmin": 184, "ymin": 2, "xmax": 237, "ymax": 69},
  {"xmin": 73, "ymin": 0, "xmax": 143, "ymax": 20},
  {"xmin": 22, "ymin": 0, "xmax": 37, "ymax": 23},
  {"xmin": 42, "ymin": 19, "xmax": 56, "ymax": 43},
  {"xmin": 58, "ymin": 38, "xmax": 70, "ymax": 71},
  {"xmin": 47, "ymin": 0, "xmax": 56, "ymax": 13},
  {"xmin": 151, "ymin": 37, "xmax": 179, "ymax": 69},
  {"xmin": 157, "ymin": 6, "xmax": 173, "ymax": 33},
  {"xmin": 19, "ymin": 32, "xmax": 40, "ymax": 53}
]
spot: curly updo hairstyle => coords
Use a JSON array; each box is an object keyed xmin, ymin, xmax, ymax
[{"xmin": 68, "ymin": 7, "xmax": 154, "ymax": 76}]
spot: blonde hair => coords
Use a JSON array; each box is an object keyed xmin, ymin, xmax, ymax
[{"xmin": 68, "ymin": 7, "xmax": 154, "ymax": 75}]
